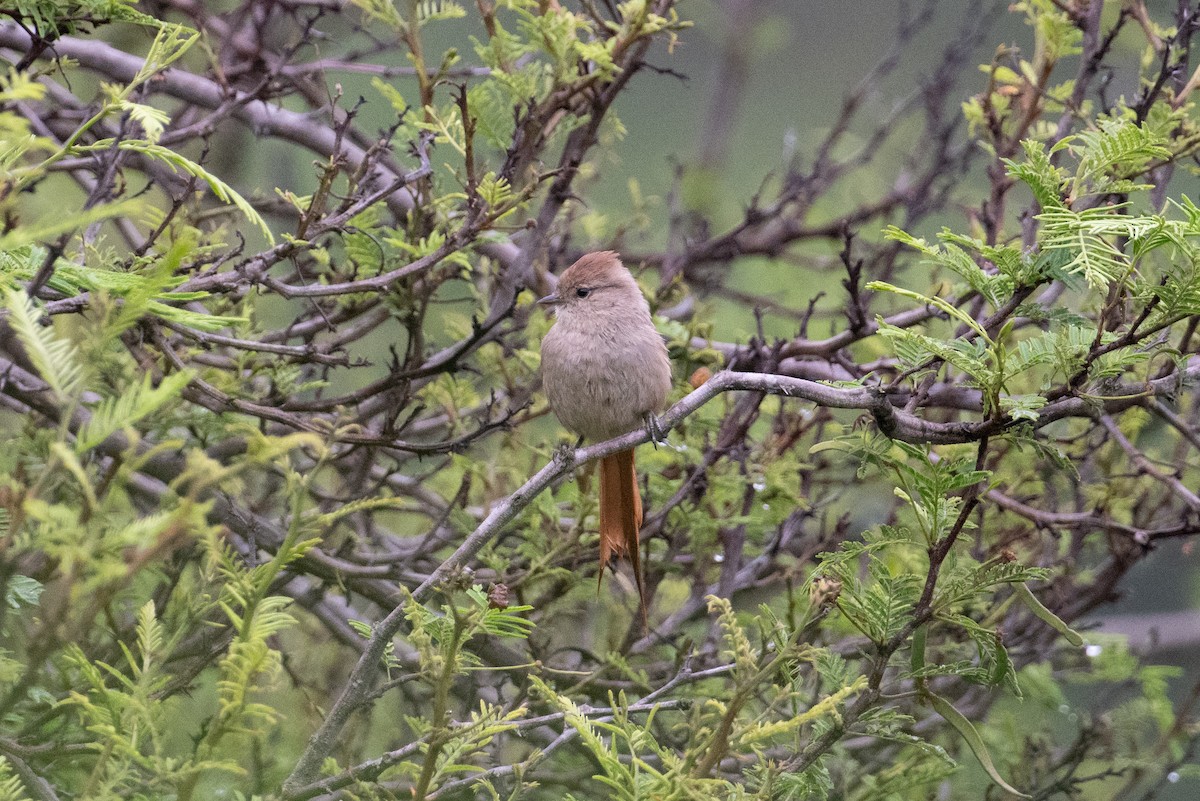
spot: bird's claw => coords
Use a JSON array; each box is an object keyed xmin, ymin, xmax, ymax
[
  {"xmin": 553, "ymin": 441, "xmax": 576, "ymax": 467},
  {"xmin": 643, "ymin": 413, "xmax": 667, "ymax": 447}
]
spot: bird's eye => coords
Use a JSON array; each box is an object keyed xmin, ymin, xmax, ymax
[{"xmin": 575, "ymin": 287, "xmax": 591, "ymax": 298}]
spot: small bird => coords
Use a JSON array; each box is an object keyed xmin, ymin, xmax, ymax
[{"xmin": 539, "ymin": 251, "xmax": 672, "ymax": 621}]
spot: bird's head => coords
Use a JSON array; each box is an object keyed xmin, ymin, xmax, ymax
[{"xmin": 537, "ymin": 251, "xmax": 640, "ymax": 316}]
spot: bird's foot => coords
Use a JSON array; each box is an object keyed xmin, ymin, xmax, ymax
[
  {"xmin": 553, "ymin": 441, "xmax": 576, "ymax": 467},
  {"xmin": 642, "ymin": 413, "xmax": 667, "ymax": 447}
]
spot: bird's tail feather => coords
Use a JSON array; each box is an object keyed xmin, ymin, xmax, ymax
[{"xmin": 598, "ymin": 449, "xmax": 647, "ymax": 624}]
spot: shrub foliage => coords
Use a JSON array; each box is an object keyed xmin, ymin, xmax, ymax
[{"xmin": 1, "ymin": 1, "xmax": 1199, "ymax": 799}]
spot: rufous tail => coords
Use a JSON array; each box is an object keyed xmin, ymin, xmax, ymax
[{"xmin": 598, "ymin": 448, "xmax": 647, "ymax": 625}]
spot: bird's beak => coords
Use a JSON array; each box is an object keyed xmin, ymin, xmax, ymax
[{"xmin": 537, "ymin": 292, "xmax": 561, "ymax": 306}]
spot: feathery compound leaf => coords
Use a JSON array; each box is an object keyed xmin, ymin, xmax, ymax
[
  {"xmin": 857, "ymin": 569, "xmax": 922, "ymax": 644},
  {"xmin": 0, "ymin": 199, "xmax": 142, "ymax": 252},
  {"xmin": 1036, "ymin": 206, "xmax": 1129, "ymax": 288},
  {"xmin": 2, "ymin": 287, "xmax": 83, "ymax": 400},
  {"xmin": 134, "ymin": 600, "xmax": 164, "ymax": 676},
  {"xmin": 0, "ymin": 756, "xmax": 31, "ymax": 801},
  {"xmin": 416, "ymin": 0, "xmax": 466, "ymax": 23},
  {"xmin": 0, "ymin": 246, "xmax": 42, "ymax": 282},
  {"xmin": 0, "ymin": 67, "xmax": 46, "ymax": 103},
  {"xmin": 999, "ymin": 393, "xmax": 1047, "ymax": 422},
  {"xmin": 131, "ymin": 24, "xmax": 199, "ymax": 86},
  {"xmin": 884, "ymin": 226, "xmax": 1013, "ymax": 308},
  {"xmin": 7, "ymin": 0, "xmax": 165, "ymax": 34},
  {"xmin": 76, "ymin": 370, "xmax": 193, "ymax": 453},
  {"xmin": 84, "ymin": 139, "xmax": 274, "ymax": 244},
  {"xmin": 866, "ymin": 281, "xmax": 992, "ymax": 343},
  {"xmin": 351, "ymin": 0, "xmax": 407, "ymax": 30},
  {"xmin": 2, "ymin": 245, "xmax": 244, "ymax": 331},
  {"xmin": 465, "ymin": 585, "xmax": 535, "ymax": 638},
  {"xmin": 117, "ymin": 100, "xmax": 171, "ymax": 144},
  {"xmin": 1004, "ymin": 139, "xmax": 1067, "ymax": 210},
  {"xmin": 934, "ymin": 560, "xmax": 1049, "ymax": 613},
  {"xmin": 143, "ymin": 300, "xmax": 246, "ymax": 331},
  {"xmin": 302, "ymin": 496, "xmax": 413, "ymax": 533},
  {"xmin": 1008, "ymin": 323, "xmax": 1096, "ymax": 376},
  {"xmin": 1072, "ymin": 117, "xmax": 1171, "ymax": 192},
  {"xmin": 1, "ymin": 246, "xmax": 177, "ymax": 295},
  {"xmin": 1151, "ymin": 260, "xmax": 1200, "ymax": 318},
  {"xmin": 739, "ymin": 676, "xmax": 867, "ymax": 745},
  {"xmin": 877, "ymin": 323, "xmax": 995, "ymax": 388},
  {"xmin": 215, "ymin": 595, "xmax": 295, "ymax": 729}
]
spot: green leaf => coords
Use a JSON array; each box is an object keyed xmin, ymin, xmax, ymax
[
  {"xmin": 0, "ymin": 67, "xmax": 47, "ymax": 103},
  {"xmin": 885, "ymin": 226, "xmax": 1015, "ymax": 308},
  {"xmin": 2, "ymin": 287, "xmax": 83, "ymax": 400},
  {"xmin": 1036, "ymin": 206, "xmax": 1130, "ymax": 289},
  {"xmin": 76, "ymin": 370, "xmax": 194, "ymax": 453},
  {"xmin": 351, "ymin": 0, "xmax": 408, "ymax": 31},
  {"xmin": 866, "ymin": 281, "xmax": 992, "ymax": 344},
  {"xmin": 998, "ymin": 393, "xmax": 1047, "ymax": 422},
  {"xmin": 0, "ymin": 755, "xmax": 32, "ymax": 801},
  {"xmin": 416, "ymin": 0, "xmax": 466, "ymax": 23},
  {"xmin": 4, "ymin": 576, "xmax": 43, "ymax": 610},
  {"xmin": 10, "ymin": 0, "xmax": 167, "ymax": 35},
  {"xmin": 144, "ymin": 300, "xmax": 246, "ymax": 331},
  {"xmin": 0, "ymin": 199, "xmax": 142, "ymax": 252},
  {"xmin": 131, "ymin": 24, "xmax": 199, "ymax": 86},
  {"xmin": 878, "ymin": 322, "xmax": 996, "ymax": 389},
  {"xmin": 83, "ymin": 139, "xmax": 274, "ymax": 244},
  {"xmin": 0, "ymin": 240, "xmax": 245, "ymax": 332},
  {"xmin": 1003, "ymin": 138, "xmax": 1067, "ymax": 210},
  {"xmin": 117, "ymin": 100, "xmax": 171, "ymax": 144},
  {"xmin": 1071, "ymin": 116, "xmax": 1171, "ymax": 193}
]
